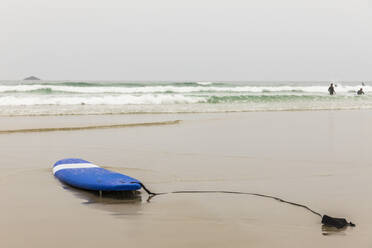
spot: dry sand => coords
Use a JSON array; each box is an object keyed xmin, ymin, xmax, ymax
[{"xmin": 0, "ymin": 110, "xmax": 371, "ymax": 247}]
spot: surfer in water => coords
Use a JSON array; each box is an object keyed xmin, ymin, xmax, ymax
[
  {"xmin": 357, "ymin": 88, "xmax": 365, "ymax": 95},
  {"xmin": 328, "ymin": 83, "xmax": 335, "ymax": 95}
]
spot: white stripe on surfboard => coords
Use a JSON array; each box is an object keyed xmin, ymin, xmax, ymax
[{"xmin": 53, "ymin": 163, "xmax": 99, "ymax": 175}]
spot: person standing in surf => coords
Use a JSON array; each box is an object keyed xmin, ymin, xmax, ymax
[
  {"xmin": 328, "ymin": 83, "xmax": 335, "ymax": 95},
  {"xmin": 357, "ymin": 88, "xmax": 365, "ymax": 95}
]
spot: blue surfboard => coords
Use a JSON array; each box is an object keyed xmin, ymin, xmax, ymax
[{"xmin": 53, "ymin": 158, "xmax": 142, "ymax": 191}]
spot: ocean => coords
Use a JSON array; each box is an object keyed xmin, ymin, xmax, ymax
[{"xmin": 0, "ymin": 80, "xmax": 370, "ymax": 116}]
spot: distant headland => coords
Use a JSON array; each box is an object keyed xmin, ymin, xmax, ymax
[{"xmin": 23, "ymin": 76, "xmax": 41, "ymax": 80}]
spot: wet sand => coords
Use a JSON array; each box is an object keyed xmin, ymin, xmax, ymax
[{"xmin": 0, "ymin": 110, "xmax": 371, "ymax": 247}]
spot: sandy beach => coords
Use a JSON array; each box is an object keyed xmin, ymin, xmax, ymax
[{"xmin": 0, "ymin": 110, "xmax": 371, "ymax": 247}]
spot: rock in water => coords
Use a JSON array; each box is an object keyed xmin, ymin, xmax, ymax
[{"xmin": 23, "ymin": 76, "xmax": 40, "ymax": 80}]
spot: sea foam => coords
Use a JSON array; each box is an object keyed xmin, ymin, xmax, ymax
[{"xmin": 0, "ymin": 81, "xmax": 371, "ymax": 116}]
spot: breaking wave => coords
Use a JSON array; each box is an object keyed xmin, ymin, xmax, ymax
[
  {"xmin": 0, "ymin": 80, "xmax": 371, "ymax": 116},
  {"xmin": 0, "ymin": 84, "xmax": 370, "ymax": 94}
]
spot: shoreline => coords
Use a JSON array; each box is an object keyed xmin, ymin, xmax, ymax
[
  {"xmin": 2, "ymin": 105, "xmax": 372, "ymax": 118},
  {"xmin": 1, "ymin": 108, "xmax": 371, "ymax": 132}
]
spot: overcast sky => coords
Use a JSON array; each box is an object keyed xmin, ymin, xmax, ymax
[{"xmin": 1, "ymin": 0, "xmax": 371, "ymax": 81}]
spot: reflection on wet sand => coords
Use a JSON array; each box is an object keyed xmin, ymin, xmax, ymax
[
  {"xmin": 62, "ymin": 185, "xmax": 144, "ymax": 216},
  {"xmin": 322, "ymin": 225, "xmax": 348, "ymax": 236}
]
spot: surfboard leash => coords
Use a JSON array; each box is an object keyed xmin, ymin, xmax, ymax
[{"xmin": 134, "ymin": 182, "xmax": 355, "ymax": 229}]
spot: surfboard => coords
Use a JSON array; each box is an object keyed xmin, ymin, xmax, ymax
[{"xmin": 53, "ymin": 158, "xmax": 142, "ymax": 191}]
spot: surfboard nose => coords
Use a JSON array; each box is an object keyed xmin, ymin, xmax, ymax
[
  {"xmin": 53, "ymin": 158, "xmax": 91, "ymax": 167},
  {"xmin": 53, "ymin": 158, "xmax": 143, "ymax": 192}
]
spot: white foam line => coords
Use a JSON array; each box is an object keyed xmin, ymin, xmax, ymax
[{"xmin": 53, "ymin": 163, "xmax": 99, "ymax": 174}]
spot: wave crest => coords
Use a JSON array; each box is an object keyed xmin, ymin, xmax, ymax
[
  {"xmin": 1, "ymin": 84, "xmax": 369, "ymax": 94},
  {"xmin": 0, "ymin": 94, "xmax": 204, "ymax": 106}
]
